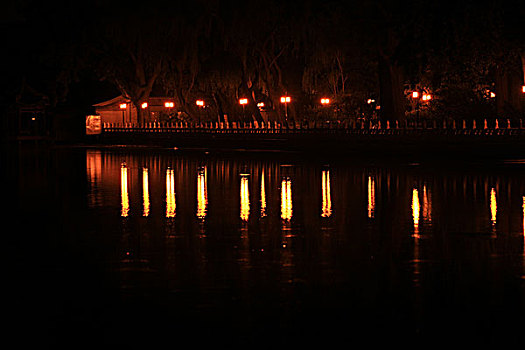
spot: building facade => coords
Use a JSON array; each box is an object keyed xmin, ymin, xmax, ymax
[{"xmin": 93, "ymin": 96, "xmax": 178, "ymax": 125}]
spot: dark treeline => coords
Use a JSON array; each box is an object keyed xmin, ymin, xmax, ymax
[{"xmin": 1, "ymin": 0, "xmax": 524, "ymax": 125}]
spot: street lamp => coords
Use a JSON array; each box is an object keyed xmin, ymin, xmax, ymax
[
  {"xmin": 119, "ymin": 103, "xmax": 127, "ymax": 124},
  {"xmin": 239, "ymin": 98, "xmax": 248, "ymax": 119},
  {"xmin": 280, "ymin": 96, "xmax": 291, "ymax": 121},
  {"xmin": 196, "ymin": 100, "xmax": 205, "ymax": 122},
  {"xmin": 411, "ymin": 91, "xmax": 420, "ymax": 123}
]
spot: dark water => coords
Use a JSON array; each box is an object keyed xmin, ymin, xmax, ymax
[{"xmin": 7, "ymin": 147, "xmax": 525, "ymax": 348}]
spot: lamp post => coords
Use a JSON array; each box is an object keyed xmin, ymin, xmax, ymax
[
  {"xmin": 196, "ymin": 100, "xmax": 205, "ymax": 123},
  {"xmin": 280, "ymin": 96, "xmax": 291, "ymax": 122},
  {"xmin": 119, "ymin": 103, "xmax": 127, "ymax": 124},
  {"xmin": 411, "ymin": 91, "xmax": 420, "ymax": 125},
  {"xmin": 239, "ymin": 98, "xmax": 248, "ymax": 120}
]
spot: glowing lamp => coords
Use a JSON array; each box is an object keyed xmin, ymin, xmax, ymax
[
  {"xmin": 522, "ymin": 85, "xmax": 525, "ymax": 93},
  {"xmin": 196, "ymin": 100, "xmax": 204, "ymax": 107},
  {"xmin": 141, "ymin": 102, "xmax": 148, "ymax": 109},
  {"xmin": 367, "ymin": 99, "xmax": 375, "ymax": 104},
  {"xmin": 412, "ymin": 91, "xmax": 419, "ymax": 98},
  {"xmin": 280, "ymin": 96, "xmax": 291, "ymax": 103},
  {"xmin": 257, "ymin": 102, "xmax": 265, "ymax": 107},
  {"xmin": 239, "ymin": 98, "xmax": 248, "ymax": 105},
  {"xmin": 422, "ymin": 94, "xmax": 432, "ymax": 101},
  {"xmin": 164, "ymin": 102, "xmax": 174, "ymax": 108},
  {"xmin": 321, "ymin": 98, "xmax": 330, "ymax": 105},
  {"xmin": 490, "ymin": 92, "xmax": 496, "ymax": 98},
  {"xmin": 119, "ymin": 103, "xmax": 127, "ymax": 109}
]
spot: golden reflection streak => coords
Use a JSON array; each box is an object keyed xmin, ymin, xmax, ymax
[
  {"xmin": 260, "ymin": 171, "xmax": 266, "ymax": 217},
  {"xmin": 412, "ymin": 187, "xmax": 421, "ymax": 286},
  {"xmin": 240, "ymin": 175, "xmax": 250, "ymax": 221},
  {"xmin": 422, "ymin": 185, "xmax": 432, "ymax": 223},
  {"xmin": 166, "ymin": 168, "xmax": 176, "ymax": 218},
  {"xmin": 321, "ymin": 170, "xmax": 332, "ymax": 217},
  {"xmin": 197, "ymin": 167, "xmax": 208, "ymax": 220},
  {"xmin": 522, "ymin": 196, "xmax": 525, "ymax": 270},
  {"xmin": 143, "ymin": 167, "xmax": 150, "ymax": 217},
  {"xmin": 281, "ymin": 177, "xmax": 293, "ymax": 221},
  {"xmin": 490, "ymin": 187, "xmax": 497, "ymax": 227},
  {"xmin": 120, "ymin": 163, "xmax": 129, "ymax": 217},
  {"xmin": 412, "ymin": 188, "xmax": 420, "ymax": 237},
  {"xmin": 368, "ymin": 176, "xmax": 375, "ymax": 218},
  {"xmin": 523, "ymin": 196, "xmax": 525, "ymax": 237},
  {"xmin": 86, "ymin": 150, "xmax": 102, "ymax": 207}
]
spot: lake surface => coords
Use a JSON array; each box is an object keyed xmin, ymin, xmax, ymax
[{"xmin": 7, "ymin": 146, "xmax": 525, "ymax": 348}]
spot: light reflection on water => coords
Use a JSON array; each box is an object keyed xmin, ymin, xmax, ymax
[{"xmin": 79, "ymin": 149, "xmax": 525, "ymax": 344}]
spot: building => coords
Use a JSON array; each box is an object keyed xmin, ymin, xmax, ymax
[{"xmin": 93, "ymin": 96, "xmax": 178, "ymax": 125}]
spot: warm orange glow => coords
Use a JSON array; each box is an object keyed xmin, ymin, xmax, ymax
[
  {"xmin": 164, "ymin": 101, "xmax": 174, "ymax": 108},
  {"xmin": 422, "ymin": 94, "xmax": 432, "ymax": 101},
  {"xmin": 281, "ymin": 177, "xmax": 293, "ymax": 221},
  {"xmin": 260, "ymin": 171, "xmax": 266, "ymax": 217},
  {"xmin": 490, "ymin": 187, "xmax": 497, "ymax": 226},
  {"xmin": 196, "ymin": 100, "xmax": 205, "ymax": 107},
  {"xmin": 141, "ymin": 102, "xmax": 148, "ymax": 109},
  {"xmin": 257, "ymin": 102, "xmax": 265, "ymax": 108},
  {"xmin": 119, "ymin": 103, "xmax": 127, "ymax": 109},
  {"xmin": 86, "ymin": 150, "xmax": 102, "ymax": 207},
  {"xmin": 120, "ymin": 163, "xmax": 129, "ymax": 217},
  {"xmin": 412, "ymin": 188, "xmax": 420, "ymax": 235},
  {"xmin": 197, "ymin": 167, "xmax": 207, "ymax": 220},
  {"xmin": 490, "ymin": 92, "xmax": 496, "ymax": 98},
  {"xmin": 321, "ymin": 170, "xmax": 332, "ymax": 217},
  {"xmin": 239, "ymin": 98, "xmax": 248, "ymax": 105},
  {"xmin": 321, "ymin": 98, "xmax": 330, "ymax": 105},
  {"xmin": 422, "ymin": 185, "xmax": 432, "ymax": 223},
  {"xmin": 412, "ymin": 91, "xmax": 419, "ymax": 98},
  {"xmin": 166, "ymin": 168, "xmax": 176, "ymax": 218},
  {"xmin": 522, "ymin": 85, "xmax": 525, "ymax": 93},
  {"xmin": 367, "ymin": 99, "xmax": 375, "ymax": 104},
  {"xmin": 280, "ymin": 96, "xmax": 291, "ymax": 103},
  {"xmin": 240, "ymin": 175, "xmax": 250, "ymax": 221},
  {"xmin": 522, "ymin": 196, "xmax": 525, "ymax": 236},
  {"xmin": 368, "ymin": 176, "xmax": 375, "ymax": 218},
  {"xmin": 143, "ymin": 167, "xmax": 150, "ymax": 217}
]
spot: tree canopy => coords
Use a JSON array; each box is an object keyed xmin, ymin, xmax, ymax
[{"xmin": 2, "ymin": 0, "xmax": 524, "ymax": 123}]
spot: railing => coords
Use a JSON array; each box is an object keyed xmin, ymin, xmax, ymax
[{"xmin": 102, "ymin": 119, "xmax": 525, "ymax": 136}]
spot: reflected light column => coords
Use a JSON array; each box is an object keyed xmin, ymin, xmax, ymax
[
  {"xmin": 260, "ymin": 171, "xmax": 267, "ymax": 217},
  {"xmin": 412, "ymin": 187, "xmax": 421, "ymax": 286},
  {"xmin": 412, "ymin": 188, "xmax": 420, "ymax": 237},
  {"xmin": 321, "ymin": 170, "xmax": 332, "ymax": 218},
  {"xmin": 281, "ymin": 177, "xmax": 293, "ymax": 221},
  {"xmin": 86, "ymin": 150, "xmax": 102, "ymax": 208},
  {"xmin": 240, "ymin": 175, "xmax": 250, "ymax": 221},
  {"xmin": 522, "ymin": 196, "xmax": 525, "ymax": 266},
  {"xmin": 166, "ymin": 168, "xmax": 176, "ymax": 218},
  {"xmin": 368, "ymin": 176, "xmax": 375, "ymax": 218},
  {"xmin": 121, "ymin": 163, "xmax": 129, "ymax": 217},
  {"xmin": 143, "ymin": 167, "xmax": 150, "ymax": 217},
  {"xmin": 197, "ymin": 167, "xmax": 208, "ymax": 220},
  {"xmin": 490, "ymin": 187, "xmax": 497, "ymax": 229},
  {"xmin": 422, "ymin": 185, "xmax": 432, "ymax": 224}
]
